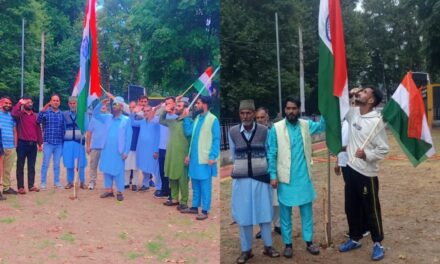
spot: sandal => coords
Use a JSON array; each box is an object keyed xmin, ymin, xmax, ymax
[
  {"xmin": 236, "ymin": 250, "xmax": 253, "ymax": 264},
  {"xmin": 263, "ymin": 246, "xmax": 280, "ymax": 258}
]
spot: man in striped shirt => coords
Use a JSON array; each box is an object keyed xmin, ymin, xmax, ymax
[{"xmin": 0, "ymin": 97, "xmax": 18, "ymax": 194}]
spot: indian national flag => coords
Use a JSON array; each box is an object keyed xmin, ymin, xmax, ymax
[
  {"xmin": 74, "ymin": 0, "xmax": 101, "ymax": 132},
  {"xmin": 193, "ymin": 66, "xmax": 213, "ymax": 96},
  {"xmin": 382, "ymin": 72, "xmax": 435, "ymax": 166},
  {"xmin": 318, "ymin": 0, "xmax": 349, "ymax": 154}
]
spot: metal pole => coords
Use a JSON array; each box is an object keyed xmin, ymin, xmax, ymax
[
  {"xmin": 275, "ymin": 13, "xmax": 282, "ymax": 115},
  {"xmin": 39, "ymin": 32, "xmax": 45, "ymax": 110},
  {"xmin": 299, "ymin": 25, "xmax": 305, "ymax": 114},
  {"xmin": 21, "ymin": 18, "xmax": 25, "ymax": 97}
]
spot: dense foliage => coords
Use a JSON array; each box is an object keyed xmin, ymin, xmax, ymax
[
  {"xmin": 220, "ymin": 0, "xmax": 440, "ymax": 118},
  {"xmin": 0, "ymin": 0, "xmax": 219, "ymax": 107}
]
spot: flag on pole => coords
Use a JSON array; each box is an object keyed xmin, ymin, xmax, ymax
[
  {"xmin": 193, "ymin": 66, "xmax": 213, "ymax": 96},
  {"xmin": 318, "ymin": 0, "xmax": 349, "ymax": 154},
  {"xmin": 71, "ymin": 71, "xmax": 80, "ymax": 96},
  {"xmin": 382, "ymin": 72, "xmax": 435, "ymax": 166},
  {"xmin": 74, "ymin": 0, "xmax": 101, "ymax": 132}
]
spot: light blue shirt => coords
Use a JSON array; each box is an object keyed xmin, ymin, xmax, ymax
[
  {"xmin": 0, "ymin": 111, "xmax": 15, "ymax": 149},
  {"xmin": 159, "ymin": 113, "xmax": 178, "ymax": 149},
  {"xmin": 87, "ymin": 116, "xmax": 109, "ymax": 149}
]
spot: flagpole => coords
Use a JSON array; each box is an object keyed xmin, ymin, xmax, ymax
[
  {"xmin": 180, "ymin": 83, "xmax": 194, "ymax": 97},
  {"xmin": 326, "ymin": 150, "xmax": 332, "ymax": 245},
  {"xmin": 275, "ymin": 13, "xmax": 282, "ymax": 115},
  {"xmin": 187, "ymin": 66, "xmax": 220, "ymax": 109}
]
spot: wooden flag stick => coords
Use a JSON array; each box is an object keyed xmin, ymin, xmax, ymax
[
  {"xmin": 350, "ymin": 116, "xmax": 385, "ymax": 163},
  {"xmin": 180, "ymin": 83, "xmax": 194, "ymax": 97}
]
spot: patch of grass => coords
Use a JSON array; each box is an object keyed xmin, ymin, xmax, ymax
[
  {"xmin": 57, "ymin": 209, "xmax": 68, "ymax": 220},
  {"xmin": 119, "ymin": 232, "xmax": 128, "ymax": 240},
  {"xmin": 145, "ymin": 235, "xmax": 171, "ymax": 260},
  {"xmin": 126, "ymin": 251, "xmax": 144, "ymax": 260},
  {"xmin": 0, "ymin": 217, "xmax": 15, "ymax": 224},
  {"xmin": 35, "ymin": 195, "xmax": 50, "ymax": 206},
  {"xmin": 59, "ymin": 232, "xmax": 75, "ymax": 244},
  {"xmin": 36, "ymin": 239, "xmax": 55, "ymax": 249},
  {"xmin": 6, "ymin": 195, "xmax": 21, "ymax": 209}
]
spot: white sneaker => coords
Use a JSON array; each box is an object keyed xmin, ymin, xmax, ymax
[
  {"xmin": 54, "ymin": 183, "xmax": 64, "ymax": 189},
  {"xmin": 88, "ymin": 182, "xmax": 95, "ymax": 190},
  {"xmin": 40, "ymin": 183, "xmax": 47, "ymax": 191}
]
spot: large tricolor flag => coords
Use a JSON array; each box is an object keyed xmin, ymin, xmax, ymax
[
  {"xmin": 73, "ymin": 0, "xmax": 101, "ymax": 132},
  {"xmin": 318, "ymin": 0, "xmax": 349, "ymax": 154},
  {"xmin": 193, "ymin": 66, "xmax": 213, "ymax": 96},
  {"xmin": 382, "ymin": 72, "xmax": 435, "ymax": 166}
]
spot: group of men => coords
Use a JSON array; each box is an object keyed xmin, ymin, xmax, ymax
[
  {"xmin": 229, "ymin": 86, "xmax": 388, "ymax": 263},
  {"xmin": 0, "ymin": 93, "xmax": 220, "ymax": 221}
]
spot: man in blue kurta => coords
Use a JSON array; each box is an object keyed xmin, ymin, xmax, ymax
[
  {"xmin": 63, "ymin": 96, "xmax": 87, "ymax": 190},
  {"xmin": 181, "ymin": 96, "xmax": 220, "ymax": 220},
  {"xmin": 130, "ymin": 105, "xmax": 160, "ymax": 190},
  {"xmin": 268, "ymin": 96, "xmax": 325, "ymax": 258},
  {"xmin": 229, "ymin": 100, "xmax": 280, "ymax": 264},
  {"xmin": 93, "ymin": 97, "xmax": 132, "ymax": 201},
  {"xmin": 86, "ymin": 103, "xmax": 109, "ymax": 190}
]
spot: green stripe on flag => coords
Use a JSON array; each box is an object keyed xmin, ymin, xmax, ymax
[
  {"xmin": 318, "ymin": 40, "xmax": 342, "ymax": 154},
  {"xmin": 382, "ymin": 99, "xmax": 432, "ymax": 166},
  {"xmin": 77, "ymin": 38, "xmax": 91, "ymax": 133}
]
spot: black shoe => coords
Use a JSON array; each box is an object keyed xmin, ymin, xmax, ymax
[
  {"xmin": 116, "ymin": 193, "xmax": 124, "ymax": 201},
  {"xmin": 163, "ymin": 200, "xmax": 179, "ymax": 206},
  {"xmin": 255, "ymin": 230, "xmax": 262, "ymax": 239},
  {"xmin": 283, "ymin": 246, "xmax": 293, "ymax": 258},
  {"xmin": 180, "ymin": 207, "xmax": 198, "ymax": 214},
  {"xmin": 236, "ymin": 250, "xmax": 253, "ymax": 264},
  {"xmin": 3, "ymin": 188, "xmax": 18, "ymax": 195},
  {"xmin": 263, "ymin": 246, "xmax": 280, "ymax": 258},
  {"xmin": 100, "ymin": 192, "xmax": 115, "ymax": 198},
  {"xmin": 65, "ymin": 183, "xmax": 74, "ymax": 189},
  {"xmin": 306, "ymin": 243, "xmax": 320, "ymax": 255},
  {"xmin": 176, "ymin": 204, "xmax": 188, "ymax": 211},
  {"xmin": 0, "ymin": 193, "xmax": 7, "ymax": 201},
  {"xmin": 274, "ymin": 226, "xmax": 282, "ymax": 235},
  {"xmin": 124, "ymin": 185, "xmax": 129, "ymax": 189},
  {"xmin": 139, "ymin": 185, "xmax": 149, "ymax": 192},
  {"xmin": 132, "ymin": 185, "xmax": 138, "ymax": 192},
  {"xmin": 154, "ymin": 191, "xmax": 168, "ymax": 199}
]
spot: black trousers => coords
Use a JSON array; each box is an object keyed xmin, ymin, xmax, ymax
[
  {"xmin": 159, "ymin": 149, "xmax": 170, "ymax": 195},
  {"xmin": 344, "ymin": 165, "xmax": 384, "ymax": 242},
  {"xmin": 16, "ymin": 140, "xmax": 38, "ymax": 189}
]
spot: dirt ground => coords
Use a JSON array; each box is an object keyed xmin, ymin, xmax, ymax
[
  {"xmin": 221, "ymin": 128, "xmax": 440, "ymax": 264},
  {"xmin": 0, "ymin": 157, "xmax": 220, "ymax": 264}
]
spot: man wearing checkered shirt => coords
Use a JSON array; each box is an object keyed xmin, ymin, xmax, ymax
[{"xmin": 37, "ymin": 94, "xmax": 65, "ymax": 190}]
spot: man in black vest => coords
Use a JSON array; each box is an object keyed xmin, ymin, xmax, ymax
[
  {"xmin": 229, "ymin": 99, "xmax": 280, "ymax": 264},
  {"xmin": 63, "ymin": 96, "xmax": 87, "ymax": 189}
]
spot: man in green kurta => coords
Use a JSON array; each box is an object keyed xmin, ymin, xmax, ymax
[{"xmin": 159, "ymin": 98, "xmax": 191, "ymax": 210}]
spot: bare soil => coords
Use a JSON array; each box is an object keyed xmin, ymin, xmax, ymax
[
  {"xmin": 0, "ymin": 156, "xmax": 220, "ymax": 264},
  {"xmin": 221, "ymin": 129, "xmax": 440, "ymax": 264}
]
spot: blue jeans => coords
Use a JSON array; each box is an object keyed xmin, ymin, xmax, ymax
[{"xmin": 41, "ymin": 143, "xmax": 63, "ymax": 185}]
